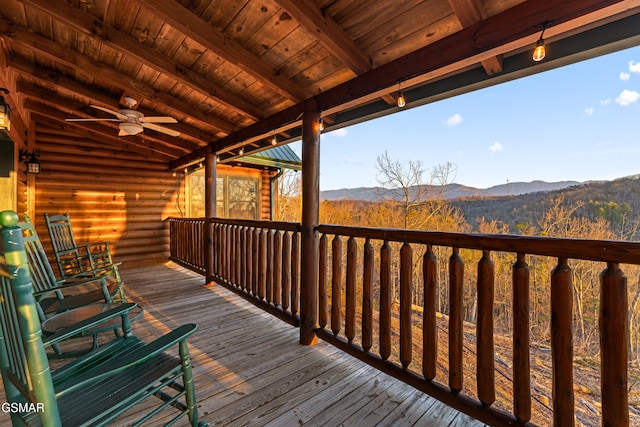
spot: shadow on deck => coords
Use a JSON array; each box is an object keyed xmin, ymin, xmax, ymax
[{"xmin": 1, "ymin": 262, "xmax": 487, "ymax": 426}]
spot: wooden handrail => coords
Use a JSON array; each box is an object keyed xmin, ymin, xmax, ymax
[{"xmin": 317, "ymin": 223, "xmax": 640, "ymax": 264}]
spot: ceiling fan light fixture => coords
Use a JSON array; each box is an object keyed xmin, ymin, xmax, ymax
[{"xmin": 120, "ymin": 122, "xmax": 144, "ymax": 135}]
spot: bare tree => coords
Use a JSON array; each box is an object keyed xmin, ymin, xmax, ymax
[
  {"xmin": 276, "ymin": 170, "xmax": 301, "ymax": 222},
  {"xmin": 375, "ymin": 150, "xmax": 457, "ymax": 229}
]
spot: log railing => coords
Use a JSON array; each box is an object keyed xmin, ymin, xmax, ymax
[
  {"xmin": 169, "ymin": 217, "xmax": 638, "ymax": 426},
  {"xmin": 316, "ymin": 224, "xmax": 636, "ymax": 427},
  {"xmin": 169, "ymin": 217, "xmax": 206, "ymax": 275},
  {"xmin": 211, "ymin": 218, "xmax": 302, "ymax": 326}
]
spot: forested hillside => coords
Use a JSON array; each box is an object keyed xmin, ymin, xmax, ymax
[{"xmin": 451, "ymin": 175, "xmax": 640, "ymax": 239}]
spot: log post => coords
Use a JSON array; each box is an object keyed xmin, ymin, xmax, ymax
[
  {"xmin": 600, "ymin": 262, "xmax": 629, "ymax": 427},
  {"xmin": 204, "ymin": 151, "xmax": 216, "ymax": 283},
  {"xmin": 300, "ymin": 100, "xmax": 320, "ymax": 345},
  {"xmin": 551, "ymin": 258, "xmax": 574, "ymax": 427}
]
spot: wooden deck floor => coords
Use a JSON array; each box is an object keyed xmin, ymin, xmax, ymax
[{"xmin": 1, "ymin": 262, "xmax": 487, "ymax": 426}]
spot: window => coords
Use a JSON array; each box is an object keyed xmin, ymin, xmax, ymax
[{"xmin": 186, "ymin": 171, "xmax": 260, "ymax": 219}]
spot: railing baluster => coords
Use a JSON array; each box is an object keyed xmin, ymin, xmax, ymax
[
  {"xmin": 291, "ymin": 231, "xmax": 300, "ymax": 315},
  {"xmin": 245, "ymin": 227, "xmax": 253, "ymax": 292},
  {"xmin": 273, "ymin": 230, "xmax": 282, "ymax": 306},
  {"xmin": 266, "ymin": 230, "xmax": 273, "ymax": 303},
  {"xmin": 380, "ymin": 241, "xmax": 391, "ymax": 361},
  {"xmin": 423, "ymin": 244, "xmax": 437, "ymax": 381},
  {"xmin": 449, "ymin": 247, "xmax": 463, "ymax": 394},
  {"xmin": 252, "ymin": 227, "xmax": 260, "ymax": 295},
  {"xmin": 551, "ymin": 257, "xmax": 574, "ymax": 427},
  {"xmin": 346, "ymin": 236, "xmax": 357, "ymax": 344},
  {"xmin": 258, "ymin": 228, "xmax": 267, "ymax": 300},
  {"xmin": 600, "ymin": 262, "xmax": 629, "ymax": 427},
  {"xmin": 319, "ymin": 234, "xmax": 328, "ymax": 329},
  {"xmin": 477, "ymin": 250, "xmax": 495, "ymax": 407},
  {"xmin": 240, "ymin": 226, "xmax": 247, "ymax": 291},
  {"xmin": 362, "ymin": 238, "xmax": 373, "ymax": 352},
  {"xmin": 331, "ymin": 235, "xmax": 343, "ymax": 336},
  {"xmin": 400, "ymin": 242, "xmax": 413, "ymax": 370},
  {"xmin": 235, "ymin": 225, "xmax": 241, "ymax": 286},
  {"xmin": 282, "ymin": 231, "xmax": 291, "ymax": 311},
  {"xmin": 512, "ymin": 253, "xmax": 531, "ymax": 423}
]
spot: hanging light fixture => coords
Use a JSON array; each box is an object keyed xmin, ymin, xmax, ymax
[
  {"xmin": 318, "ymin": 118, "xmax": 324, "ymax": 132},
  {"xmin": 532, "ymin": 22, "xmax": 549, "ymax": 62},
  {"xmin": 0, "ymin": 88, "xmax": 11, "ymax": 131},
  {"xmin": 239, "ymin": 147, "xmax": 244, "ymax": 155},
  {"xmin": 19, "ymin": 149, "xmax": 41, "ymax": 174},
  {"xmin": 271, "ymin": 130, "xmax": 277, "ymax": 145},
  {"xmin": 397, "ymin": 81, "xmax": 406, "ymax": 108}
]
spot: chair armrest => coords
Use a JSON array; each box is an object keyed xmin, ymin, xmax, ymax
[
  {"xmin": 62, "ymin": 261, "xmax": 121, "ymax": 281},
  {"xmin": 43, "ymin": 303, "xmax": 137, "ymax": 346},
  {"xmin": 32, "ymin": 273, "xmax": 112, "ymax": 297},
  {"xmin": 56, "ymin": 324, "xmax": 197, "ymax": 396}
]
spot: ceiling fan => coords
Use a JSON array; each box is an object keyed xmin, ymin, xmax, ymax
[{"xmin": 65, "ymin": 97, "xmax": 180, "ymax": 137}]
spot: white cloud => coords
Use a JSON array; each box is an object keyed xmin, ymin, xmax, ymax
[
  {"xmin": 489, "ymin": 142, "xmax": 503, "ymax": 153},
  {"xmin": 615, "ymin": 89, "xmax": 640, "ymax": 106},
  {"xmin": 444, "ymin": 113, "xmax": 463, "ymax": 127},
  {"xmin": 620, "ymin": 72, "xmax": 631, "ymax": 81},
  {"xmin": 629, "ymin": 60, "xmax": 640, "ymax": 74},
  {"xmin": 601, "ymin": 98, "xmax": 612, "ymax": 105},
  {"xmin": 329, "ymin": 128, "xmax": 349, "ymax": 137},
  {"xmin": 584, "ymin": 107, "xmax": 594, "ymax": 116}
]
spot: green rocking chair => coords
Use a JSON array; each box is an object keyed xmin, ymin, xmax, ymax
[
  {"xmin": 18, "ymin": 215, "xmax": 126, "ymax": 321},
  {"xmin": 44, "ymin": 212, "xmax": 123, "ymax": 286},
  {"xmin": 0, "ymin": 210, "xmax": 206, "ymax": 426}
]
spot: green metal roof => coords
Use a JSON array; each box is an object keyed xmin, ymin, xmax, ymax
[{"xmin": 239, "ymin": 145, "xmax": 301, "ymax": 170}]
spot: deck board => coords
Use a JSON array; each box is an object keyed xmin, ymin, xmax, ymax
[{"xmin": 0, "ymin": 262, "xmax": 488, "ymax": 426}]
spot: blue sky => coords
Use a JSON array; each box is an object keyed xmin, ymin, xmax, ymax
[{"xmin": 291, "ymin": 45, "xmax": 640, "ymax": 192}]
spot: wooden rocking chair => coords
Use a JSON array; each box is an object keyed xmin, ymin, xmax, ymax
[
  {"xmin": 0, "ymin": 210, "xmax": 205, "ymax": 426},
  {"xmin": 44, "ymin": 212, "xmax": 122, "ymax": 284},
  {"xmin": 18, "ymin": 215, "xmax": 125, "ymax": 320}
]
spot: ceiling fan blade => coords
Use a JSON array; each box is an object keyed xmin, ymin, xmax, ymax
[
  {"xmin": 141, "ymin": 116, "xmax": 178, "ymax": 124},
  {"xmin": 90, "ymin": 105, "xmax": 128, "ymax": 120},
  {"xmin": 142, "ymin": 122, "xmax": 180, "ymax": 137},
  {"xmin": 65, "ymin": 118, "xmax": 119, "ymax": 122}
]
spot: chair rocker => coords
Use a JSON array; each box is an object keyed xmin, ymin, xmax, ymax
[
  {"xmin": 18, "ymin": 215, "xmax": 125, "ymax": 320},
  {"xmin": 44, "ymin": 212, "xmax": 123, "ymax": 285},
  {"xmin": 1, "ymin": 210, "xmax": 206, "ymax": 426}
]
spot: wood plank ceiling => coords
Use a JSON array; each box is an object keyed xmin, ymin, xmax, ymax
[{"xmin": 1, "ymin": 0, "xmax": 639, "ymax": 168}]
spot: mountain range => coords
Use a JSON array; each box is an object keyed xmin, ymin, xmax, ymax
[{"xmin": 320, "ymin": 180, "xmax": 583, "ymax": 202}]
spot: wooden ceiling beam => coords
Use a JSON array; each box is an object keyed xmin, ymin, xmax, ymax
[
  {"xmin": 15, "ymin": 0, "xmax": 264, "ymax": 121},
  {"xmin": 0, "ymin": 23, "xmax": 235, "ymax": 135},
  {"xmin": 447, "ymin": 0, "xmax": 503, "ymax": 75},
  {"xmin": 134, "ymin": 0, "xmax": 307, "ymax": 102},
  {"xmin": 275, "ymin": 0, "xmax": 372, "ymax": 75}
]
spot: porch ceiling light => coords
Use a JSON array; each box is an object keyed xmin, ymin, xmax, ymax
[
  {"xmin": 397, "ymin": 81, "xmax": 406, "ymax": 108},
  {"xmin": 0, "ymin": 88, "xmax": 10, "ymax": 131},
  {"xmin": 120, "ymin": 122, "xmax": 144, "ymax": 136},
  {"xmin": 533, "ymin": 22, "xmax": 549, "ymax": 62},
  {"xmin": 19, "ymin": 149, "xmax": 41, "ymax": 174}
]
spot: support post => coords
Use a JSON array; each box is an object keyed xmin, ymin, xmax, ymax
[
  {"xmin": 300, "ymin": 99, "xmax": 320, "ymax": 346},
  {"xmin": 205, "ymin": 151, "xmax": 217, "ymax": 284}
]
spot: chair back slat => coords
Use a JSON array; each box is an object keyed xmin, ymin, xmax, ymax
[
  {"xmin": 45, "ymin": 213, "xmax": 79, "ymax": 253},
  {"xmin": 0, "ymin": 210, "xmax": 62, "ymax": 425},
  {"xmin": 18, "ymin": 217, "xmax": 59, "ymax": 294}
]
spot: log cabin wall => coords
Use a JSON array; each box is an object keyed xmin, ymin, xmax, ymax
[
  {"xmin": 28, "ymin": 122, "xmax": 279, "ymax": 271},
  {"xmin": 31, "ymin": 123, "xmax": 185, "ymax": 269}
]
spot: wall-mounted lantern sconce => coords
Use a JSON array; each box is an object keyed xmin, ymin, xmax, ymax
[
  {"xmin": 19, "ymin": 149, "xmax": 41, "ymax": 174},
  {"xmin": 0, "ymin": 88, "xmax": 11, "ymax": 132}
]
